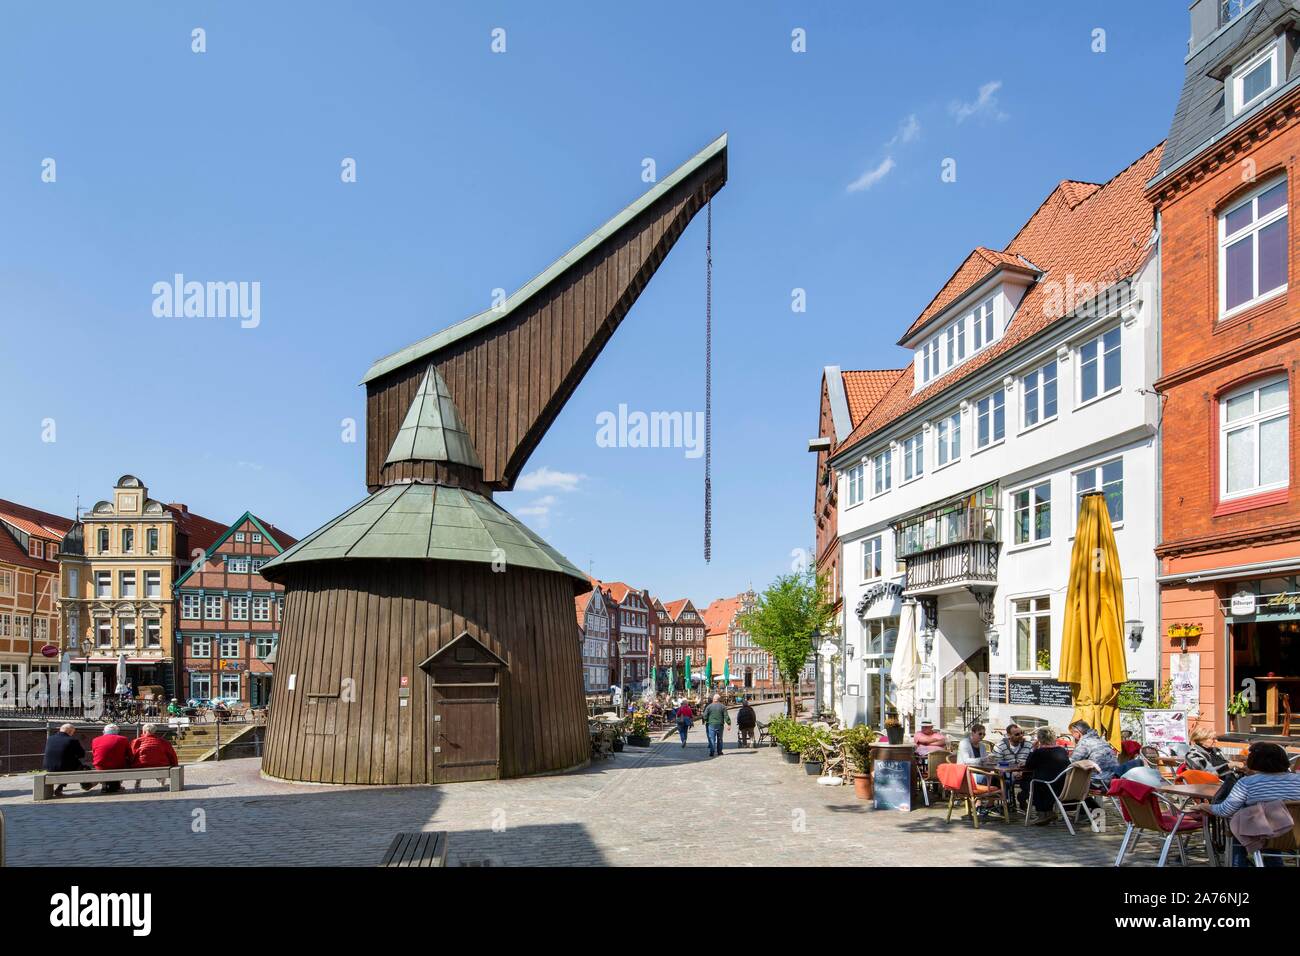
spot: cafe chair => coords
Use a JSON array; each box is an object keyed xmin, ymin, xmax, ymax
[
  {"xmin": 1109, "ymin": 779, "xmax": 1206, "ymax": 867},
  {"xmin": 1023, "ymin": 764, "xmax": 1095, "ymax": 835},
  {"xmin": 936, "ymin": 762, "xmax": 1007, "ymax": 828},
  {"xmin": 917, "ymin": 750, "xmax": 955, "ymax": 807},
  {"xmin": 1251, "ymin": 801, "xmax": 1300, "ymax": 867}
]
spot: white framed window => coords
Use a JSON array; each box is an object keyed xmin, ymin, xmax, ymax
[
  {"xmin": 190, "ymin": 673, "xmax": 211, "ymax": 700},
  {"xmin": 845, "ymin": 463, "xmax": 865, "ymax": 507},
  {"xmin": 253, "ymin": 596, "xmax": 271, "ymax": 621},
  {"xmin": 924, "ymin": 340, "xmax": 939, "ymax": 382},
  {"xmin": 901, "ymin": 432, "xmax": 924, "ymax": 482},
  {"xmin": 1013, "ymin": 596, "xmax": 1051, "ymax": 673},
  {"xmin": 1011, "ymin": 482, "xmax": 1051, "ymax": 546},
  {"xmin": 0, "ymin": 571, "xmax": 12, "ymax": 597},
  {"xmin": 1221, "ymin": 0, "xmax": 1259, "ymax": 26},
  {"xmin": 1220, "ymin": 375, "xmax": 1289, "ymax": 500},
  {"xmin": 119, "ymin": 571, "xmax": 136, "ymax": 599},
  {"xmin": 145, "ymin": 619, "xmax": 161, "ymax": 647},
  {"xmin": 251, "ymin": 533, "xmax": 262, "ymax": 543},
  {"xmin": 230, "ymin": 597, "xmax": 250, "ymax": 621},
  {"xmin": 28, "ymin": 539, "xmax": 44, "ymax": 559},
  {"xmin": 96, "ymin": 620, "xmax": 112, "ymax": 647},
  {"xmin": 191, "ymin": 635, "xmax": 211, "ymax": 658},
  {"xmin": 220, "ymin": 636, "xmax": 240, "ymax": 658},
  {"xmin": 145, "ymin": 571, "xmax": 161, "ymax": 599},
  {"xmin": 95, "ymin": 571, "xmax": 111, "ymax": 599},
  {"xmin": 181, "ymin": 594, "xmax": 200, "ymax": 619},
  {"xmin": 146, "ymin": 528, "xmax": 159, "ymax": 553},
  {"xmin": 871, "ymin": 449, "xmax": 892, "ymax": 496},
  {"xmin": 34, "ymin": 618, "xmax": 48, "ymax": 641},
  {"xmin": 1075, "ymin": 458, "xmax": 1124, "ymax": 523},
  {"xmin": 1231, "ymin": 39, "xmax": 1280, "ymax": 117},
  {"xmin": 235, "ymin": 532, "xmax": 246, "ymax": 542},
  {"xmin": 256, "ymin": 634, "xmax": 277, "ymax": 659},
  {"xmin": 975, "ymin": 390, "xmax": 1005, "ymax": 449},
  {"xmin": 121, "ymin": 528, "xmax": 134, "ymax": 553},
  {"xmin": 1022, "ymin": 359, "xmax": 1058, "ymax": 429},
  {"xmin": 1078, "ymin": 327, "xmax": 1121, "ymax": 403},
  {"xmin": 228, "ymin": 557, "xmax": 250, "ymax": 574},
  {"xmin": 204, "ymin": 595, "xmax": 223, "ymax": 620},
  {"xmin": 862, "ymin": 536, "xmax": 883, "ymax": 581},
  {"xmin": 971, "ymin": 297, "xmax": 996, "ymax": 351},
  {"xmin": 120, "ymin": 619, "xmax": 136, "ymax": 647},
  {"xmin": 97, "ymin": 529, "xmax": 109, "ymax": 554},
  {"xmin": 945, "ymin": 316, "xmax": 967, "ymax": 367},
  {"xmin": 1220, "ymin": 177, "xmax": 1288, "ymax": 317}
]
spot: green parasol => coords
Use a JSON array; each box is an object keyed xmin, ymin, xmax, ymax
[
  {"xmin": 667, "ymin": 664, "xmax": 675, "ymax": 696},
  {"xmin": 684, "ymin": 654, "xmax": 692, "ymax": 693},
  {"xmin": 705, "ymin": 657, "xmax": 713, "ymax": 689},
  {"xmin": 724, "ymin": 658, "xmax": 730, "ymax": 684}
]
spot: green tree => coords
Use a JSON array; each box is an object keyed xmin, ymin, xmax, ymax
[{"xmin": 737, "ymin": 570, "xmax": 836, "ymax": 717}]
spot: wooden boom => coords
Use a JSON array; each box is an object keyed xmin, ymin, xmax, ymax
[{"xmin": 361, "ymin": 134, "xmax": 728, "ymax": 493}]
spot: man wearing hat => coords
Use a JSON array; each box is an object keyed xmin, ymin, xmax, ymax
[{"xmin": 913, "ymin": 719, "xmax": 948, "ymax": 756}]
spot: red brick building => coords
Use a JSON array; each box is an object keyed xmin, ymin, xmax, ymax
[
  {"xmin": 0, "ymin": 500, "xmax": 73, "ymax": 676},
  {"xmin": 1150, "ymin": 0, "xmax": 1300, "ymax": 735},
  {"xmin": 654, "ymin": 598, "xmax": 707, "ymax": 690},
  {"xmin": 175, "ymin": 512, "xmax": 295, "ymax": 706}
]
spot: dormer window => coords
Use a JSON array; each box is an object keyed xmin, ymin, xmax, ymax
[
  {"xmin": 1231, "ymin": 40, "xmax": 1280, "ymax": 117},
  {"xmin": 917, "ymin": 295, "xmax": 1000, "ymax": 385},
  {"xmin": 1221, "ymin": 0, "xmax": 1259, "ymax": 27}
]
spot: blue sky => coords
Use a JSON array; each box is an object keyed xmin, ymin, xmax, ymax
[{"xmin": 0, "ymin": 1, "xmax": 1187, "ymax": 603}]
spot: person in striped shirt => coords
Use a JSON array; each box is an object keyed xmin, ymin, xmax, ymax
[{"xmin": 1205, "ymin": 742, "xmax": 1300, "ymax": 867}]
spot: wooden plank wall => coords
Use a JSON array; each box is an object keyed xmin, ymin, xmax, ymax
[
  {"xmin": 365, "ymin": 154, "xmax": 726, "ymax": 493},
  {"xmin": 262, "ymin": 561, "xmax": 588, "ymax": 784}
]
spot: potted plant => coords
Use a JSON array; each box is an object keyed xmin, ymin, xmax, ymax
[
  {"xmin": 1228, "ymin": 691, "xmax": 1252, "ymax": 733},
  {"xmin": 837, "ymin": 724, "xmax": 877, "ymax": 799},
  {"xmin": 884, "ymin": 711, "xmax": 904, "ymax": 745},
  {"xmin": 801, "ymin": 727, "xmax": 831, "ymax": 775},
  {"xmin": 781, "ymin": 722, "xmax": 808, "ymax": 764},
  {"xmin": 626, "ymin": 710, "xmax": 651, "ymax": 747}
]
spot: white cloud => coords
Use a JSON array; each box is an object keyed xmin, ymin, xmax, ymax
[
  {"xmin": 515, "ymin": 494, "xmax": 558, "ymax": 527},
  {"xmin": 950, "ymin": 80, "xmax": 1006, "ymax": 123},
  {"xmin": 515, "ymin": 466, "xmax": 584, "ymax": 493},
  {"xmin": 886, "ymin": 113, "xmax": 921, "ymax": 147},
  {"xmin": 847, "ymin": 156, "xmax": 896, "ymax": 193}
]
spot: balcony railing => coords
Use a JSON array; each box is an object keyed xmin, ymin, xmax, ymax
[
  {"xmin": 892, "ymin": 495, "xmax": 1001, "ymax": 559},
  {"xmin": 903, "ymin": 542, "xmax": 1000, "ymax": 591}
]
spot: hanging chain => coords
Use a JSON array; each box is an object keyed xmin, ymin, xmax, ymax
[{"xmin": 704, "ymin": 199, "xmax": 712, "ymax": 564}]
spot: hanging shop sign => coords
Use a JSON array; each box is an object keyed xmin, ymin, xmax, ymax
[
  {"xmin": 1229, "ymin": 590, "xmax": 1257, "ymax": 617},
  {"xmin": 1226, "ymin": 589, "xmax": 1300, "ymax": 619}
]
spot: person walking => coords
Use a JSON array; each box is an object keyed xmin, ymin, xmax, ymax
[
  {"xmin": 675, "ymin": 699, "xmax": 694, "ymax": 748},
  {"xmin": 702, "ymin": 693, "xmax": 731, "ymax": 757},
  {"xmin": 42, "ymin": 723, "xmax": 87, "ymax": 797}
]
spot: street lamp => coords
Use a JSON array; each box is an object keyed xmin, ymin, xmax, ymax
[{"xmin": 617, "ymin": 637, "xmax": 629, "ymax": 705}]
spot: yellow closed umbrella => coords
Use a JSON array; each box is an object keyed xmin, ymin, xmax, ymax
[{"xmin": 1059, "ymin": 492, "xmax": 1128, "ymax": 749}]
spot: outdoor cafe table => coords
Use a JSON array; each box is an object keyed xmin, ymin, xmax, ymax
[
  {"xmin": 972, "ymin": 763, "xmax": 1030, "ymax": 818},
  {"xmin": 1155, "ymin": 783, "xmax": 1223, "ymax": 866}
]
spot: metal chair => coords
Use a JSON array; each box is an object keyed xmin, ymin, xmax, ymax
[
  {"xmin": 1111, "ymin": 784, "xmax": 1206, "ymax": 867},
  {"xmin": 1024, "ymin": 764, "xmax": 1095, "ymax": 835},
  {"xmin": 937, "ymin": 762, "xmax": 1008, "ymax": 828},
  {"xmin": 917, "ymin": 750, "xmax": 954, "ymax": 807},
  {"xmin": 1251, "ymin": 801, "xmax": 1300, "ymax": 867}
]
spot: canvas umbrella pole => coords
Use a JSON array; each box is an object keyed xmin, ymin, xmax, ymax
[
  {"xmin": 1059, "ymin": 492, "xmax": 1129, "ymax": 749},
  {"xmin": 890, "ymin": 602, "xmax": 919, "ymax": 733}
]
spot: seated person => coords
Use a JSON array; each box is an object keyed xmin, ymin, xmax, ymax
[
  {"xmin": 42, "ymin": 724, "xmax": 88, "ymax": 798},
  {"xmin": 129, "ymin": 724, "xmax": 179, "ymax": 790},
  {"xmin": 1025, "ymin": 728, "xmax": 1072, "ymax": 825},
  {"xmin": 91, "ymin": 723, "xmax": 131, "ymax": 793},
  {"xmin": 1068, "ymin": 719, "xmax": 1119, "ymax": 786},
  {"xmin": 991, "ymin": 723, "xmax": 1034, "ymax": 811},
  {"xmin": 167, "ymin": 698, "xmax": 185, "ymax": 717},
  {"xmin": 1119, "ymin": 729, "xmax": 1142, "ymax": 761},
  {"xmin": 957, "ymin": 724, "xmax": 988, "ymax": 764},
  {"xmin": 1203, "ymin": 741, "xmax": 1300, "ymax": 867},
  {"xmin": 1182, "ymin": 725, "xmax": 1231, "ymax": 776},
  {"xmin": 913, "ymin": 719, "xmax": 948, "ymax": 756}
]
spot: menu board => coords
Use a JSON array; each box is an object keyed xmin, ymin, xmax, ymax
[
  {"xmin": 1119, "ymin": 679, "xmax": 1157, "ymax": 707},
  {"xmin": 987, "ymin": 674, "xmax": 1008, "ymax": 704},
  {"xmin": 873, "ymin": 759, "xmax": 912, "ymax": 812},
  {"xmin": 1007, "ymin": 678, "xmax": 1074, "ymax": 708}
]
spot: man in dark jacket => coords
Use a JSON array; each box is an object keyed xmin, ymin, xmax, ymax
[
  {"xmin": 42, "ymin": 724, "xmax": 87, "ymax": 798},
  {"xmin": 702, "ymin": 694, "xmax": 731, "ymax": 757},
  {"xmin": 735, "ymin": 699, "xmax": 757, "ymax": 747}
]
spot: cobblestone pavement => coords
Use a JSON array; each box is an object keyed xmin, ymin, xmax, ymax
[{"xmin": 0, "ymin": 702, "xmax": 1203, "ymax": 866}]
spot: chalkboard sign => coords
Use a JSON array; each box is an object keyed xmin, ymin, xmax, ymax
[
  {"xmin": 1008, "ymin": 678, "xmax": 1074, "ymax": 708},
  {"xmin": 988, "ymin": 675, "xmax": 1008, "ymax": 704},
  {"xmin": 873, "ymin": 759, "xmax": 912, "ymax": 812},
  {"xmin": 1119, "ymin": 679, "xmax": 1156, "ymax": 707}
]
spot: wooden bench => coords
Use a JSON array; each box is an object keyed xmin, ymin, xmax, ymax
[
  {"xmin": 33, "ymin": 766, "xmax": 184, "ymax": 802},
  {"xmin": 379, "ymin": 831, "xmax": 449, "ymax": 867}
]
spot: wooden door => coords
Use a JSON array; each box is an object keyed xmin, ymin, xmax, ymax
[{"xmin": 431, "ymin": 688, "xmax": 500, "ymax": 783}]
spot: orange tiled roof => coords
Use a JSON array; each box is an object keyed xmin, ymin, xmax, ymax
[
  {"xmin": 702, "ymin": 595, "xmax": 742, "ymax": 636},
  {"xmin": 0, "ymin": 500, "xmax": 74, "ymax": 541},
  {"xmin": 901, "ymin": 248, "xmax": 1041, "ymax": 342},
  {"xmin": 836, "ymin": 142, "xmax": 1163, "ymax": 457},
  {"xmin": 841, "ymin": 369, "xmax": 906, "ymax": 425},
  {"xmin": 662, "ymin": 598, "xmax": 694, "ymax": 621}
]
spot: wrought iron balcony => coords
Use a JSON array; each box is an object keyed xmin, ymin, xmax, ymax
[{"xmin": 892, "ymin": 487, "xmax": 1001, "ymax": 594}]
